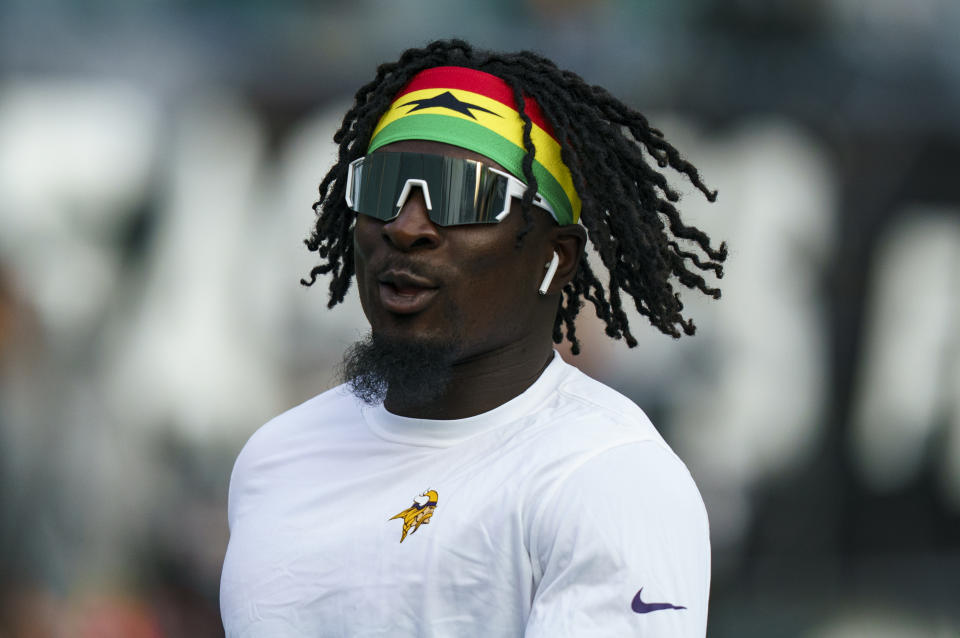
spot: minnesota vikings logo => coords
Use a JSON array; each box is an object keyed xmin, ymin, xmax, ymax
[{"xmin": 389, "ymin": 490, "xmax": 439, "ymax": 543}]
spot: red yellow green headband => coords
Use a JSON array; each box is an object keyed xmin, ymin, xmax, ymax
[{"xmin": 367, "ymin": 66, "xmax": 581, "ymax": 225}]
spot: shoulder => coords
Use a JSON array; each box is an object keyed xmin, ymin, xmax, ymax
[
  {"xmin": 516, "ymin": 357, "xmax": 704, "ymax": 531},
  {"xmin": 530, "ymin": 439, "xmax": 707, "ymax": 541},
  {"xmin": 536, "ymin": 356, "xmax": 674, "ymax": 455},
  {"xmin": 524, "ymin": 358, "xmax": 709, "ymax": 573},
  {"xmin": 226, "ymin": 385, "xmax": 359, "ymax": 520},
  {"xmin": 533, "ymin": 440, "xmax": 707, "ymax": 536},
  {"xmin": 555, "ymin": 361, "xmax": 646, "ymax": 419},
  {"xmin": 234, "ymin": 384, "xmax": 356, "ymax": 466}
]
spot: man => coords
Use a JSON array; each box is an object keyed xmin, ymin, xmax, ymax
[{"xmin": 221, "ymin": 40, "xmax": 726, "ymax": 637}]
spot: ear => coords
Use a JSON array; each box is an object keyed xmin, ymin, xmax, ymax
[{"xmin": 541, "ymin": 224, "xmax": 587, "ymax": 295}]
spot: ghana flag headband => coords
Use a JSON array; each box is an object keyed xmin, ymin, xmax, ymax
[{"xmin": 367, "ymin": 66, "xmax": 581, "ymax": 225}]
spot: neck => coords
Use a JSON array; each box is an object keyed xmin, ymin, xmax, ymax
[{"xmin": 384, "ymin": 333, "xmax": 555, "ymax": 420}]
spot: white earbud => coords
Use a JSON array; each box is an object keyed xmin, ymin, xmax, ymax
[{"xmin": 538, "ymin": 252, "xmax": 560, "ymax": 296}]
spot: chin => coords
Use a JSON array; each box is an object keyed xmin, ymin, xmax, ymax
[
  {"xmin": 368, "ymin": 304, "xmax": 465, "ymax": 346},
  {"xmin": 339, "ymin": 330, "xmax": 462, "ymax": 406},
  {"xmin": 371, "ymin": 326, "xmax": 461, "ymax": 354}
]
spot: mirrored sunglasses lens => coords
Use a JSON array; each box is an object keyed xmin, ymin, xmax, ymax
[{"xmin": 350, "ymin": 153, "xmax": 509, "ymax": 226}]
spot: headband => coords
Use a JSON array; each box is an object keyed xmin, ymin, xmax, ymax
[{"xmin": 367, "ymin": 66, "xmax": 581, "ymax": 225}]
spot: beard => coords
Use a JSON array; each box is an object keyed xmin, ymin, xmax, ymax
[{"xmin": 338, "ymin": 332, "xmax": 460, "ymax": 409}]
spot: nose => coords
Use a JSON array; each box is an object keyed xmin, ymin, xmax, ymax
[{"xmin": 382, "ymin": 185, "xmax": 441, "ymax": 251}]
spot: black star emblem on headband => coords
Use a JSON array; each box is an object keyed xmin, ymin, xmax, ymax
[{"xmin": 400, "ymin": 91, "xmax": 501, "ymax": 120}]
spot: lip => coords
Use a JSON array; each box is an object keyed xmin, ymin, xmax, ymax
[{"xmin": 377, "ymin": 270, "xmax": 439, "ymax": 314}]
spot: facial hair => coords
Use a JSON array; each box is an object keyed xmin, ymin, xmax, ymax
[{"xmin": 338, "ymin": 332, "xmax": 459, "ymax": 409}]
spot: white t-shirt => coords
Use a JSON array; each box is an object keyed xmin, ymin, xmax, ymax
[{"xmin": 220, "ymin": 352, "xmax": 710, "ymax": 637}]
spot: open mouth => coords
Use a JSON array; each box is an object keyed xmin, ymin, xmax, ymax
[
  {"xmin": 378, "ymin": 282, "xmax": 438, "ymax": 314},
  {"xmin": 386, "ymin": 282, "xmax": 430, "ymax": 297},
  {"xmin": 377, "ymin": 272, "xmax": 439, "ymax": 314}
]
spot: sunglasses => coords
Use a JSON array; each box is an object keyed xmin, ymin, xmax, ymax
[{"xmin": 345, "ymin": 151, "xmax": 556, "ymax": 226}]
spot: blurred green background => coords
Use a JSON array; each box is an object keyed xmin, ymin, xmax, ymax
[{"xmin": 1, "ymin": 0, "xmax": 958, "ymax": 636}]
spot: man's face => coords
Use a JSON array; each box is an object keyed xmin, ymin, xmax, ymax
[{"xmin": 352, "ymin": 139, "xmax": 557, "ymax": 362}]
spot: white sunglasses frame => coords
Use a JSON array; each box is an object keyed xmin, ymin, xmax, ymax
[{"xmin": 345, "ymin": 155, "xmax": 557, "ymax": 224}]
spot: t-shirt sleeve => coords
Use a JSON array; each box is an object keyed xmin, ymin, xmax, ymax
[{"xmin": 525, "ymin": 441, "xmax": 711, "ymax": 637}]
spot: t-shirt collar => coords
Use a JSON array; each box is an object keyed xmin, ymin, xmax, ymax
[{"xmin": 361, "ymin": 350, "xmax": 569, "ymax": 447}]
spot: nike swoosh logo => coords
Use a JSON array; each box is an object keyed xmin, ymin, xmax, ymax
[{"xmin": 631, "ymin": 588, "xmax": 687, "ymax": 614}]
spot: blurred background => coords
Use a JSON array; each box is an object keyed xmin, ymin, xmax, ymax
[{"xmin": 1, "ymin": 0, "xmax": 958, "ymax": 636}]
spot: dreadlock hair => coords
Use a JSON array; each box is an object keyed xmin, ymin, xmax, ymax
[{"xmin": 303, "ymin": 39, "xmax": 727, "ymax": 355}]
